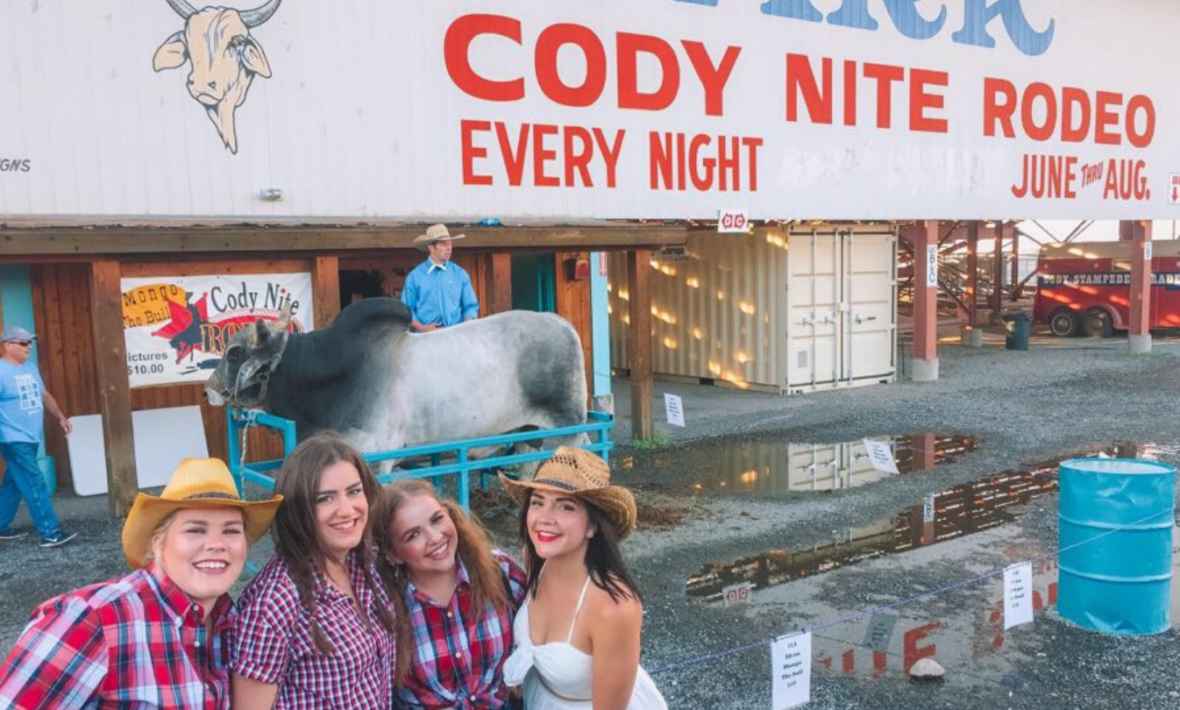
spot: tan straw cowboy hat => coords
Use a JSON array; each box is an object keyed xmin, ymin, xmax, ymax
[
  {"xmin": 500, "ymin": 446, "xmax": 637, "ymax": 539},
  {"xmin": 122, "ymin": 458, "xmax": 283, "ymax": 569},
  {"xmin": 412, "ymin": 223, "xmax": 467, "ymax": 250}
]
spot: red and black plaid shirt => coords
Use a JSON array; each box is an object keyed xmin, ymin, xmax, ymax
[
  {"xmin": 0, "ymin": 568, "xmax": 235, "ymax": 709},
  {"xmin": 233, "ymin": 553, "xmax": 397, "ymax": 709},
  {"xmin": 396, "ymin": 551, "xmax": 528, "ymax": 710}
]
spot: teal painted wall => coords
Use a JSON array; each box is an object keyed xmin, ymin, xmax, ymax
[
  {"xmin": 590, "ymin": 253, "xmax": 611, "ymax": 398},
  {"xmin": 0, "ymin": 265, "xmax": 38, "ymax": 367}
]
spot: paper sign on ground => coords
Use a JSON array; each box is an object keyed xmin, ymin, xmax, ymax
[
  {"xmin": 723, "ymin": 581, "xmax": 753, "ymax": 607},
  {"xmin": 862, "ymin": 439, "xmax": 900, "ymax": 475},
  {"xmin": 68, "ymin": 406, "xmax": 209, "ymax": 496},
  {"xmin": 863, "ymin": 613, "xmax": 899, "ymax": 653},
  {"xmin": 771, "ymin": 632, "xmax": 812, "ymax": 710},
  {"xmin": 1004, "ymin": 563, "xmax": 1035, "ymax": 630},
  {"xmin": 664, "ymin": 393, "xmax": 686, "ymax": 427}
]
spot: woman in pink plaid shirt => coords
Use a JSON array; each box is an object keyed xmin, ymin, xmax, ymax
[
  {"xmin": 232, "ymin": 433, "xmax": 398, "ymax": 709},
  {"xmin": 374, "ymin": 478, "xmax": 528, "ymax": 710}
]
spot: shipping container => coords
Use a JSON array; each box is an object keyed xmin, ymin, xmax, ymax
[{"xmin": 610, "ymin": 226, "xmax": 896, "ymax": 393}]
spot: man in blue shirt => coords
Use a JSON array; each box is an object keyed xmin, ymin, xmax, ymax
[
  {"xmin": 0, "ymin": 325, "xmax": 76, "ymax": 547},
  {"xmin": 401, "ymin": 224, "xmax": 480, "ymax": 332}
]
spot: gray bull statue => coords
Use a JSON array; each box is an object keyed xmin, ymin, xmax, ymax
[{"xmin": 204, "ymin": 298, "xmax": 588, "ymax": 460}]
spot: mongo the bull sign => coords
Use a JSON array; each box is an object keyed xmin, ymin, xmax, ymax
[
  {"xmin": 120, "ymin": 273, "xmax": 314, "ymax": 388},
  {"xmin": 1, "ymin": 0, "xmax": 1178, "ymax": 219}
]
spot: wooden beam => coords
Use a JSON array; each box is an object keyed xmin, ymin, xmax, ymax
[
  {"xmin": 0, "ymin": 226, "xmax": 689, "ymax": 257},
  {"xmin": 966, "ymin": 221, "xmax": 979, "ymax": 328},
  {"xmin": 88, "ymin": 261, "xmax": 137, "ymax": 518},
  {"xmin": 913, "ymin": 222, "xmax": 938, "ymax": 361},
  {"xmin": 1010, "ymin": 229, "xmax": 1020, "ymax": 301},
  {"xmin": 483, "ymin": 253, "xmax": 513, "ymax": 315},
  {"xmin": 991, "ymin": 221, "xmax": 1004, "ymax": 319},
  {"xmin": 311, "ymin": 256, "xmax": 341, "ymax": 328},
  {"xmin": 626, "ymin": 250, "xmax": 654, "ymax": 441},
  {"xmin": 1125, "ymin": 220, "xmax": 1152, "ymax": 337}
]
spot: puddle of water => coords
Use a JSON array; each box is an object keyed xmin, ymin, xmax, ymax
[
  {"xmin": 627, "ymin": 434, "xmax": 979, "ymax": 493},
  {"xmin": 685, "ymin": 443, "xmax": 1158, "ymax": 601},
  {"xmin": 677, "ymin": 442, "xmax": 1180, "ymax": 687}
]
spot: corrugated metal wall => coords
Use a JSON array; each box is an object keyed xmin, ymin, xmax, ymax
[{"xmin": 609, "ymin": 229, "xmax": 788, "ymax": 389}]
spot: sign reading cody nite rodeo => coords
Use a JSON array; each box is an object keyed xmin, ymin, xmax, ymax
[{"xmin": 121, "ymin": 274, "xmax": 314, "ymax": 388}]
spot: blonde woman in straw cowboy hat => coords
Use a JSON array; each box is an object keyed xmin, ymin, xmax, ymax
[
  {"xmin": 500, "ymin": 446, "xmax": 668, "ymax": 710},
  {"xmin": 401, "ymin": 223, "xmax": 480, "ymax": 333},
  {"xmin": 0, "ymin": 458, "xmax": 281, "ymax": 710}
]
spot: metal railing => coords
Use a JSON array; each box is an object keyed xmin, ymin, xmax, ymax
[{"xmin": 226, "ymin": 408, "xmax": 615, "ymax": 509}]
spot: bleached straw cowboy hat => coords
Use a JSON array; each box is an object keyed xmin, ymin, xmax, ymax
[
  {"xmin": 122, "ymin": 458, "xmax": 283, "ymax": 569},
  {"xmin": 500, "ymin": 446, "xmax": 637, "ymax": 539},
  {"xmin": 412, "ymin": 223, "xmax": 467, "ymax": 251}
]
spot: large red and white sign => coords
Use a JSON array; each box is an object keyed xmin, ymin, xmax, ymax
[{"xmin": 2, "ymin": 1, "xmax": 1178, "ymax": 220}]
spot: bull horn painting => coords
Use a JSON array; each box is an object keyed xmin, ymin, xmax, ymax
[{"xmin": 153, "ymin": 0, "xmax": 282, "ymax": 153}]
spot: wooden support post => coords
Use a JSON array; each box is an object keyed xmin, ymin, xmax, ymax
[
  {"xmin": 311, "ymin": 256, "xmax": 341, "ymax": 328},
  {"xmin": 1009, "ymin": 228, "xmax": 1020, "ymax": 301},
  {"xmin": 1124, "ymin": 220, "xmax": 1153, "ymax": 353},
  {"xmin": 483, "ymin": 253, "xmax": 513, "ymax": 315},
  {"xmin": 963, "ymin": 221, "xmax": 982, "ymax": 347},
  {"xmin": 626, "ymin": 250, "xmax": 654, "ymax": 440},
  {"xmin": 991, "ymin": 221, "xmax": 1004, "ymax": 320},
  {"xmin": 88, "ymin": 261, "xmax": 137, "ymax": 518},
  {"xmin": 912, "ymin": 222, "xmax": 939, "ymax": 380}
]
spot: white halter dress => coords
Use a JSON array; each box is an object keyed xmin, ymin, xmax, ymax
[{"xmin": 503, "ymin": 577, "xmax": 668, "ymax": 710}]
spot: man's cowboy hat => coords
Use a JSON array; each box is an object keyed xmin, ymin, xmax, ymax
[
  {"xmin": 499, "ymin": 446, "xmax": 637, "ymax": 539},
  {"xmin": 412, "ymin": 223, "xmax": 467, "ymax": 251},
  {"xmin": 122, "ymin": 458, "xmax": 283, "ymax": 569}
]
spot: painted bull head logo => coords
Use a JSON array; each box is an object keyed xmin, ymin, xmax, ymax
[{"xmin": 153, "ymin": 0, "xmax": 281, "ymax": 154}]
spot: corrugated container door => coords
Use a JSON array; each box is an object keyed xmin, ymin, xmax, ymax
[
  {"xmin": 785, "ymin": 229, "xmax": 841, "ymax": 389},
  {"xmin": 844, "ymin": 231, "xmax": 898, "ymax": 382}
]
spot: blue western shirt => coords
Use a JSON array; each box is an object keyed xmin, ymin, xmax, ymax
[
  {"xmin": 401, "ymin": 260, "xmax": 480, "ymax": 329},
  {"xmin": 0, "ymin": 359, "xmax": 44, "ymax": 444}
]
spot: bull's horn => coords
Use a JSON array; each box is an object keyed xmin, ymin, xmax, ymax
[
  {"xmin": 273, "ymin": 302, "xmax": 293, "ymax": 330},
  {"xmin": 241, "ymin": 0, "xmax": 282, "ymax": 27},
  {"xmin": 163, "ymin": 0, "xmax": 198, "ymax": 19}
]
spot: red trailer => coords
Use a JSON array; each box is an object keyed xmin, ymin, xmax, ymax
[{"xmin": 1034, "ymin": 241, "xmax": 1180, "ymax": 337}]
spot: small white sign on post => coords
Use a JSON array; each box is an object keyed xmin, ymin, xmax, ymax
[
  {"xmin": 664, "ymin": 393, "xmax": 686, "ymax": 428},
  {"xmin": 862, "ymin": 440, "xmax": 900, "ymax": 475},
  {"xmin": 771, "ymin": 632, "xmax": 812, "ymax": 710},
  {"xmin": 925, "ymin": 245, "xmax": 939, "ymax": 288},
  {"xmin": 1003, "ymin": 563, "xmax": 1035, "ymax": 630},
  {"xmin": 718, "ymin": 209, "xmax": 750, "ymax": 234},
  {"xmin": 923, "ymin": 494, "xmax": 936, "ymax": 524},
  {"xmin": 723, "ymin": 581, "xmax": 753, "ymax": 607},
  {"xmin": 1145, "ymin": 241, "xmax": 1154, "ymax": 260}
]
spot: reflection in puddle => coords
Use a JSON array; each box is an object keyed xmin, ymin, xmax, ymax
[
  {"xmin": 686, "ymin": 444, "xmax": 1147, "ymax": 601},
  {"xmin": 633, "ymin": 434, "xmax": 979, "ymax": 493},
  {"xmin": 673, "ymin": 443, "xmax": 1180, "ymax": 688}
]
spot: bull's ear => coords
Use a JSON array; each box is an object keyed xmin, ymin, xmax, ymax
[
  {"xmin": 153, "ymin": 32, "xmax": 188, "ymax": 71},
  {"xmin": 241, "ymin": 39, "xmax": 272, "ymax": 78}
]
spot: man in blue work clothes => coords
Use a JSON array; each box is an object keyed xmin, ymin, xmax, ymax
[
  {"xmin": 0, "ymin": 325, "xmax": 76, "ymax": 548},
  {"xmin": 401, "ymin": 224, "xmax": 480, "ymax": 332}
]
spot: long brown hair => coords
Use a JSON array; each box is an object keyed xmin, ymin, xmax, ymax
[
  {"xmin": 373, "ymin": 479, "xmax": 510, "ymax": 683},
  {"xmin": 271, "ymin": 432, "xmax": 395, "ymax": 655},
  {"xmin": 517, "ymin": 491, "xmax": 642, "ymax": 604}
]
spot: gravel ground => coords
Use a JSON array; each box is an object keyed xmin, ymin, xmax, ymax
[{"xmin": 4, "ymin": 334, "xmax": 1180, "ymax": 709}]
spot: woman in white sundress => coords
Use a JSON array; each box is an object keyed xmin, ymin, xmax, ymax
[{"xmin": 500, "ymin": 446, "xmax": 668, "ymax": 710}]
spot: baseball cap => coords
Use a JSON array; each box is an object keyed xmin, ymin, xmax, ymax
[{"xmin": 1, "ymin": 326, "xmax": 36, "ymax": 343}]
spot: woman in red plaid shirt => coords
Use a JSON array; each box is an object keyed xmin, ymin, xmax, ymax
[
  {"xmin": 0, "ymin": 457, "xmax": 282, "ymax": 710},
  {"xmin": 232, "ymin": 433, "xmax": 397, "ymax": 709},
  {"xmin": 373, "ymin": 478, "xmax": 528, "ymax": 710}
]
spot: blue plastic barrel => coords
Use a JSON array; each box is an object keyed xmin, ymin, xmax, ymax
[{"xmin": 1058, "ymin": 458, "xmax": 1175, "ymax": 635}]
